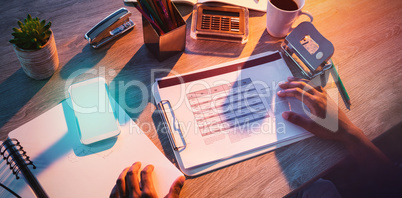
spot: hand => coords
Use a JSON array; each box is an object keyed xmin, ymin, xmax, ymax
[
  {"xmin": 277, "ymin": 77, "xmax": 399, "ymax": 195},
  {"xmin": 110, "ymin": 162, "xmax": 185, "ymax": 198},
  {"xmin": 277, "ymin": 76, "xmax": 364, "ymax": 144}
]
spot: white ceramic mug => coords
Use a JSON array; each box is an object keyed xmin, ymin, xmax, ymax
[{"xmin": 266, "ymin": 0, "xmax": 313, "ymax": 38}]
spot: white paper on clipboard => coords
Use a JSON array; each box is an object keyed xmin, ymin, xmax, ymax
[{"xmin": 153, "ymin": 51, "xmax": 312, "ymax": 176}]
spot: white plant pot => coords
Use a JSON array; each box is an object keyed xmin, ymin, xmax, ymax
[{"xmin": 13, "ymin": 30, "xmax": 59, "ymax": 80}]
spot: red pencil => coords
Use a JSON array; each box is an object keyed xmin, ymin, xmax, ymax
[
  {"xmin": 156, "ymin": 0, "xmax": 175, "ymax": 31},
  {"xmin": 164, "ymin": 0, "xmax": 178, "ymax": 29},
  {"xmin": 133, "ymin": 3, "xmax": 165, "ymax": 35}
]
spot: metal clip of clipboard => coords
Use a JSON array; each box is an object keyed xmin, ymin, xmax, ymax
[
  {"xmin": 281, "ymin": 22, "xmax": 334, "ymax": 79},
  {"xmin": 84, "ymin": 7, "xmax": 135, "ymax": 48},
  {"xmin": 157, "ymin": 100, "xmax": 186, "ymax": 151}
]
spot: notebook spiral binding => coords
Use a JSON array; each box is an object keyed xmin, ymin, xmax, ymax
[{"xmin": 0, "ymin": 138, "xmax": 36, "ymax": 179}]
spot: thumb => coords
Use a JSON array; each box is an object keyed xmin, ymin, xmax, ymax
[
  {"xmin": 282, "ymin": 111, "xmax": 313, "ymax": 132},
  {"xmin": 166, "ymin": 176, "xmax": 185, "ymax": 198}
]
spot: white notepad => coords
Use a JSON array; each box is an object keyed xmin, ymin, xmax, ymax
[{"xmin": 0, "ymin": 98, "xmax": 183, "ymax": 198}]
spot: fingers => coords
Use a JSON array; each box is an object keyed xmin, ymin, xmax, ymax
[
  {"xmin": 279, "ymin": 81, "xmax": 318, "ymax": 95},
  {"xmin": 277, "ymin": 88, "xmax": 314, "ymax": 107},
  {"xmin": 110, "ymin": 185, "xmax": 118, "ymax": 198},
  {"xmin": 117, "ymin": 167, "xmax": 130, "ymax": 198},
  {"xmin": 167, "ymin": 176, "xmax": 185, "ymax": 198},
  {"xmin": 126, "ymin": 162, "xmax": 142, "ymax": 197},
  {"xmin": 287, "ymin": 76, "xmax": 309, "ymax": 83},
  {"xmin": 287, "ymin": 76, "xmax": 325, "ymax": 93},
  {"xmin": 114, "ymin": 163, "xmax": 159, "ymax": 198},
  {"xmin": 282, "ymin": 111, "xmax": 314, "ymax": 132},
  {"xmin": 140, "ymin": 165, "xmax": 157, "ymax": 197}
]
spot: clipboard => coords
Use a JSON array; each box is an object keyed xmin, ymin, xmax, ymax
[
  {"xmin": 156, "ymin": 99, "xmax": 312, "ymax": 176},
  {"xmin": 152, "ymin": 51, "xmax": 313, "ymax": 176}
]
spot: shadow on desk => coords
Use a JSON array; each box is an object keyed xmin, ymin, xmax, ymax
[
  {"xmin": 110, "ymin": 45, "xmax": 181, "ymax": 121},
  {"xmin": 0, "ymin": 68, "xmax": 49, "ymax": 136},
  {"xmin": 151, "ymin": 110, "xmax": 177, "ymax": 164},
  {"xmin": 58, "ymin": 45, "xmax": 109, "ymax": 80},
  {"xmin": 285, "ymin": 122, "xmax": 402, "ymax": 198},
  {"xmin": 321, "ymin": 122, "xmax": 402, "ymax": 198}
]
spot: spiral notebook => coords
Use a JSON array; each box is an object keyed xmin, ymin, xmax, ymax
[{"xmin": 0, "ymin": 98, "xmax": 183, "ymax": 198}]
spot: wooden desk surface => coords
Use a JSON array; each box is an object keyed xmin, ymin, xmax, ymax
[{"xmin": 1, "ymin": 0, "xmax": 401, "ymax": 197}]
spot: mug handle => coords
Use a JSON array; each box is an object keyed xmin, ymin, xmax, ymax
[
  {"xmin": 289, "ymin": 10, "xmax": 314, "ymax": 33},
  {"xmin": 300, "ymin": 10, "xmax": 314, "ymax": 22}
]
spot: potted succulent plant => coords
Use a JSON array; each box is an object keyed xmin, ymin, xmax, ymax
[{"xmin": 9, "ymin": 14, "xmax": 59, "ymax": 80}]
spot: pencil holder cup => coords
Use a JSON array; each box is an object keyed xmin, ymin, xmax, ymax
[{"xmin": 142, "ymin": 4, "xmax": 186, "ymax": 61}]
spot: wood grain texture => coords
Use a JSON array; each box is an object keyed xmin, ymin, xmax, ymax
[{"xmin": 0, "ymin": 0, "xmax": 401, "ymax": 197}]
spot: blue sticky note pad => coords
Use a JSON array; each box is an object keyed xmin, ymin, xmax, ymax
[{"xmin": 68, "ymin": 77, "xmax": 120, "ymax": 144}]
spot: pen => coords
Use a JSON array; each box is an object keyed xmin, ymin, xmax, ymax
[{"xmin": 329, "ymin": 60, "xmax": 351, "ymax": 110}]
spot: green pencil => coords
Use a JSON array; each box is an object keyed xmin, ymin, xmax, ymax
[
  {"xmin": 138, "ymin": 0, "xmax": 166, "ymax": 32},
  {"xmin": 329, "ymin": 60, "xmax": 351, "ymax": 110}
]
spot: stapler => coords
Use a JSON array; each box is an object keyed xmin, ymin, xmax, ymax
[{"xmin": 85, "ymin": 7, "xmax": 135, "ymax": 48}]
